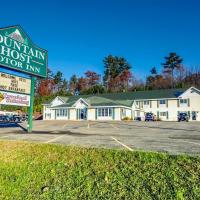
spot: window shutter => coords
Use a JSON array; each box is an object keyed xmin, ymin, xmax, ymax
[
  {"xmin": 177, "ymin": 99, "xmax": 180, "ymax": 107},
  {"xmin": 188, "ymin": 111, "xmax": 190, "ymax": 119},
  {"xmin": 68, "ymin": 109, "xmax": 70, "ymax": 120},
  {"xmin": 166, "ymin": 111, "xmax": 169, "ymax": 119},
  {"xmin": 157, "ymin": 100, "xmax": 159, "ymax": 108},
  {"xmin": 112, "ymin": 108, "xmax": 115, "ymax": 120},
  {"xmin": 141, "ymin": 101, "xmax": 143, "ymax": 108},
  {"xmin": 188, "ymin": 98, "xmax": 190, "ymax": 107},
  {"xmin": 150, "ymin": 101, "xmax": 152, "ymax": 108},
  {"xmin": 76, "ymin": 109, "xmax": 78, "ymax": 120},
  {"xmin": 86, "ymin": 108, "xmax": 88, "ymax": 120},
  {"xmin": 157, "ymin": 111, "xmax": 159, "ymax": 119},
  {"xmin": 94, "ymin": 109, "xmax": 97, "ymax": 120},
  {"xmin": 166, "ymin": 100, "xmax": 168, "ymax": 108}
]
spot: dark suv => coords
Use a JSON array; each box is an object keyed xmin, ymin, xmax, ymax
[
  {"xmin": 178, "ymin": 113, "xmax": 189, "ymax": 122},
  {"xmin": 145, "ymin": 113, "xmax": 155, "ymax": 121}
]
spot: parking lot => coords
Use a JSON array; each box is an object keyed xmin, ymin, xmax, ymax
[{"xmin": 0, "ymin": 120, "xmax": 200, "ymax": 155}]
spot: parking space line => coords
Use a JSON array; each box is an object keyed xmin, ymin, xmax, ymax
[
  {"xmin": 111, "ymin": 136, "xmax": 133, "ymax": 151},
  {"xmin": 110, "ymin": 124, "xmax": 119, "ymax": 129},
  {"xmin": 183, "ymin": 140, "xmax": 200, "ymax": 146},
  {"xmin": 44, "ymin": 135, "xmax": 65, "ymax": 143},
  {"xmin": 0, "ymin": 135, "xmax": 10, "ymax": 139},
  {"xmin": 62, "ymin": 123, "xmax": 69, "ymax": 129}
]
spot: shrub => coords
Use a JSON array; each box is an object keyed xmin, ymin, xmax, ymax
[{"xmin": 122, "ymin": 116, "xmax": 133, "ymax": 121}]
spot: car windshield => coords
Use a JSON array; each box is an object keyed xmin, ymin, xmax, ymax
[{"xmin": 180, "ymin": 113, "xmax": 187, "ymax": 116}]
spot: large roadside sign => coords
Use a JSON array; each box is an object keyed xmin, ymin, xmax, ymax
[
  {"xmin": 0, "ymin": 72, "xmax": 31, "ymax": 94},
  {"xmin": 0, "ymin": 25, "xmax": 48, "ymax": 133},
  {"xmin": 0, "ymin": 26, "xmax": 47, "ymax": 78}
]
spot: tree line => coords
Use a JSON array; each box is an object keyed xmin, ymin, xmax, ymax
[{"xmin": 36, "ymin": 53, "xmax": 200, "ymax": 96}]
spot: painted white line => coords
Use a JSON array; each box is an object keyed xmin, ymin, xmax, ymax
[
  {"xmin": 44, "ymin": 135, "xmax": 64, "ymax": 143},
  {"xmin": 62, "ymin": 123, "xmax": 68, "ymax": 129},
  {"xmin": 111, "ymin": 136, "xmax": 133, "ymax": 151},
  {"xmin": 183, "ymin": 140, "xmax": 200, "ymax": 146},
  {"xmin": 0, "ymin": 135, "xmax": 10, "ymax": 139},
  {"xmin": 110, "ymin": 123, "xmax": 119, "ymax": 130}
]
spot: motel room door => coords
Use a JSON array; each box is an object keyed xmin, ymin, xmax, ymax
[{"xmin": 77, "ymin": 108, "xmax": 87, "ymax": 120}]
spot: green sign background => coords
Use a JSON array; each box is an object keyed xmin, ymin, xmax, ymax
[{"xmin": 0, "ymin": 26, "xmax": 47, "ymax": 78}]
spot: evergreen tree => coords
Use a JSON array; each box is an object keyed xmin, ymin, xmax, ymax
[
  {"xmin": 103, "ymin": 55, "xmax": 131, "ymax": 91},
  {"xmin": 69, "ymin": 74, "xmax": 78, "ymax": 95},
  {"xmin": 162, "ymin": 53, "xmax": 183, "ymax": 88}
]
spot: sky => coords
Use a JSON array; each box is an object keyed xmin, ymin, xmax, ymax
[{"xmin": 0, "ymin": 0, "xmax": 200, "ymax": 80}]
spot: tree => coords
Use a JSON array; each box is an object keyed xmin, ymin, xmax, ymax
[
  {"xmin": 37, "ymin": 79, "xmax": 55, "ymax": 96},
  {"xmin": 85, "ymin": 71, "xmax": 100, "ymax": 87},
  {"xmin": 36, "ymin": 67, "xmax": 55, "ymax": 96},
  {"xmin": 57, "ymin": 78, "xmax": 68, "ymax": 95},
  {"xmin": 69, "ymin": 74, "xmax": 78, "ymax": 95},
  {"xmin": 118, "ymin": 69, "xmax": 132, "ymax": 91},
  {"xmin": 150, "ymin": 66, "xmax": 157, "ymax": 75},
  {"xmin": 184, "ymin": 66, "xmax": 200, "ymax": 88},
  {"xmin": 54, "ymin": 71, "xmax": 63, "ymax": 84},
  {"xmin": 162, "ymin": 53, "xmax": 183, "ymax": 88},
  {"xmin": 80, "ymin": 85, "xmax": 105, "ymax": 95},
  {"xmin": 146, "ymin": 67, "xmax": 158, "ymax": 90},
  {"xmin": 77, "ymin": 77, "xmax": 88, "ymax": 92},
  {"xmin": 103, "ymin": 55, "xmax": 132, "ymax": 92}
]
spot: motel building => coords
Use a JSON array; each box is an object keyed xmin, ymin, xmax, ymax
[{"xmin": 43, "ymin": 87, "xmax": 200, "ymax": 122}]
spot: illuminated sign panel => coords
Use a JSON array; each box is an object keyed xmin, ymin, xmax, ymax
[
  {"xmin": 0, "ymin": 72, "xmax": 31, "ymax": 94},
  {"xmin": 0, "ymin": 91, "xmax": 30, "ymax": 107}
]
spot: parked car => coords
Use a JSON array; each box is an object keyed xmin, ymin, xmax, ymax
[
  {"xmin": 10, "ymin": 115, "xmax": 22, "ymax": 122},
  {"xmin": 22, "ymin": 114, "xmax": 28, "ymax": 121},
  {"xmin": 145, "ymin": 112, "xmax": 155, "ymax": 121},
  {"xmin": 135, "ymin": 116, "xmax": 141, "ymax": 121},
  {"xmin": 0, "ymin": 115, "xmax": 10, "ymax": 122},
  {"xmin": 178, "ymin": 113, "xmax": 189, "ymax": 122}
]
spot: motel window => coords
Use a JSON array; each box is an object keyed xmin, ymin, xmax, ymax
[
  {"xmin": 98, "ymin": 109, "xmax": 101, "ymax": 117},
  {"xmin": 180, "ymin": 99, "xmax": 188, "ymax": 104},
  {"xmin": 121, "ymin": 108, "xmax": 126, "ymax": 117},
  {"xmin": 109, "ymin": 108, "xmax": 112, "ymax": 116},
  {"xmin": 57, "ymin": 109, "xmax": 68, "ymax": 117},
  {"xmin": 143, "ymin": 100, "xmax": 149, "ymax": 105},
  {"xmin": 98, "ymin": 108, "xmax": 112, "ymax": 117},
  {"xmin": 135, "ymin": 101, "xmax": 139, "ymax": 105},
  {"xmin": 159, "ymin": 100, "xmax": 166, "ymax": 105},
  {"xmin": 160, "ymin": 112, "xmax": 166, "ymax": 117}
]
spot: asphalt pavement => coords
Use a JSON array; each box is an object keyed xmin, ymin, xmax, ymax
[{"xmin": 0, "ymin": 120, "xmax": 200, "ymax": 155}]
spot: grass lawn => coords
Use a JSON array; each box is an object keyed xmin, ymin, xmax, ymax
[{"xmin": 0, "ymin": 141, "xmax": 199, "ymax": 200}]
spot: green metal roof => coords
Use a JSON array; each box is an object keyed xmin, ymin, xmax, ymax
[
  {"xmin": 92, "ymin": 88, "xmax": 186, "ymax": 100},
  {"xmin": 57, "ymin": 96, "xmax": 70, "ymax": 103},
  {"xmin": 51, "ymin": 96, "xmax": 131, "ymax": 108}
]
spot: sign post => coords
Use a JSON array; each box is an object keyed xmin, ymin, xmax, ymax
[{"xmin": 27, "ymin": 76, "xmax": 35, "ymax": 133}]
